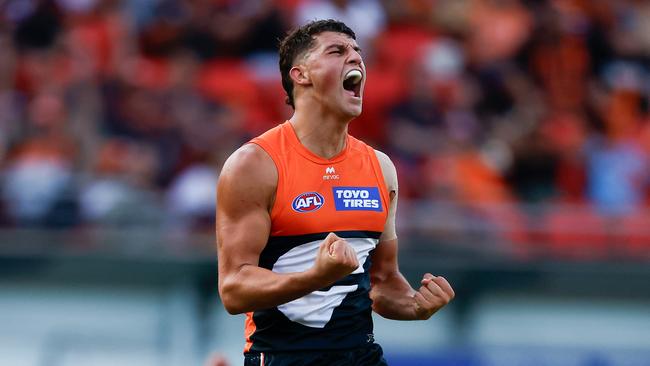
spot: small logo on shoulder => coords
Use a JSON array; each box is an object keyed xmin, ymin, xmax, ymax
[
  {"xmin": 292, "ymin": 192, "xmax": 325, "ymax": 212},
  {"xmin": 333, "ymin": 187, "xmax": 383, "ymax": 211}
]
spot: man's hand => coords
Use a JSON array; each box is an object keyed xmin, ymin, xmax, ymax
[
  {"xmin": 413, "ymin": 273, "xmax": 455, "ymax": 320},
  {"xmin": 312, "ymin": 233, "xmax": 359, "ymax": 285}
]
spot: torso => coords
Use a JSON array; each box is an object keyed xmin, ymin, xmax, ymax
[{"xmin": 243, "ymin": 121, "xmax": 389, "ymax": 352}]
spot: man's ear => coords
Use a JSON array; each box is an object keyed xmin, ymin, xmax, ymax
[{"xmin": 290, "ymin": 65, "xmax": 311, "ymax": 86}]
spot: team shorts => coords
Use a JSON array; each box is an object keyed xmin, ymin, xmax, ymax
[{"xmin": 243, "ymin": 343, "xmax": 388, "ymax": 366}]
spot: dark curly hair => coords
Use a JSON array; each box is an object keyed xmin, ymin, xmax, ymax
[{"xmin": 278, "ymin": 19, "xmax": 356, "ymax": 109}]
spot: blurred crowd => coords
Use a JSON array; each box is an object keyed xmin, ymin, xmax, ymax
[{"xmin": 0, "ymin": 0, "xmax": 649, "ymax": 255}]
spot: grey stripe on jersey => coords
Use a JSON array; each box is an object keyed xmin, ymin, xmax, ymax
[{"xmin": 272, "ymin": 237, "xmax": 379, "ymax": 328}]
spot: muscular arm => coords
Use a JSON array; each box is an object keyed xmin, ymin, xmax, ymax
[
  {"xmin": 217, "ymin": 144, "xmax": 357, "ymax": 314},
  {"xmin": 369, "ymin": 150, "xmax": 454, "ymax": 320}
]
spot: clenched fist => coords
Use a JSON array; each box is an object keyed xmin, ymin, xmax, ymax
[
  {"xmin": 312, "ymin": 232, "xmax": 359, "ymax": 286},
  {"xmin": 413, "ymin": 273, "xmax": 455, "ymax": 320}
]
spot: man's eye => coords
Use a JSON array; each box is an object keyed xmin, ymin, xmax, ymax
[{"xmin": 330, "ymin": 50, "xmax": 342, "ymax": 55}]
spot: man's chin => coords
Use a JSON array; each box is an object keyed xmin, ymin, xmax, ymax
[{"xmin": 345, "ymin": 104, "xmax": 363, "ymax": 119}]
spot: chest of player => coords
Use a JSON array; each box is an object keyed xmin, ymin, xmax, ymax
[{"xmin": 270, "ymin": 159, "xmax": 388, "ymax": 236}]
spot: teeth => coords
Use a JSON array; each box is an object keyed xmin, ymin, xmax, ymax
[{"xmin": 344, "ymin": 69, "xmax": 362, "ymax": 84}]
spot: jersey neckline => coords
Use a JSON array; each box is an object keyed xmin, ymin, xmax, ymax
[{"xmin": 283, "ymin": 121, "xmax": 350, "ymax": 164}]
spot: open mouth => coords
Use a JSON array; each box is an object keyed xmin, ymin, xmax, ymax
[{"xmin": 343, "ymin": 69, "xmax": 362, "ymax": 98}]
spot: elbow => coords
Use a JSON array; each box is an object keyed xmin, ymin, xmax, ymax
[
  {"xmin": 370, "ymin": 293, "xmax": 387, "ymax": 316},
  {"xmin": 222, "ymin": 301, "xmax": 245, "ymax": 315},
  {"xmin": 220, "ymin": 292, "xmax": 245, "ymax": 315},
  {"xmin": 219, "ymin": 280, "xmax": 247, "ymax": 315}
]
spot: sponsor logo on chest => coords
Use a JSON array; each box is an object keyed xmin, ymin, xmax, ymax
[
  {"xmin": 323, "ymin": 166, "xmax": 340, "ymax": 180},
  {"xmin": 333, "ymin": 187, "xmax": 383, "ymax": 211},
  {"xmin": 291, "ymin": 192, "xmax": 325, "ymax": 212}
]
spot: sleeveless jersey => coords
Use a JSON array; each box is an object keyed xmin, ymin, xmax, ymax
[{"xmin": 244, "ymin": 121, "xmax": 389, "ymax": 352}]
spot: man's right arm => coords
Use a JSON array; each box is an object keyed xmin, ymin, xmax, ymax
[{"xmin": 216, "ymin": 144, "xmax": 358, "ymax": 314}]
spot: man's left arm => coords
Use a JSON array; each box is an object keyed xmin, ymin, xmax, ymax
[{"xmin": 369, "ymin": 150, "xmax": 455, "ymax": 320}]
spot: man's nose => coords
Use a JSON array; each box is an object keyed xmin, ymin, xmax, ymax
[{"xmin": 347, "ymin": 49, "xmax": 362, "ymax": 66}]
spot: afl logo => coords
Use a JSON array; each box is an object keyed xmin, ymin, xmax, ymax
[{"xmin": 292, "ymin": 192, "xmax": 324, "ymax": 213}]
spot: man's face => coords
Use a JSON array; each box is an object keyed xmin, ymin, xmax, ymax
[{"xmin": 299, "ymin": 31, "xmax": 365, "ymax": 118}]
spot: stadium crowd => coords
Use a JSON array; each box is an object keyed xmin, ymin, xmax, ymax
[{"xmin": 0, "ymin": 0, "xmax": 649, "ymax": 257}]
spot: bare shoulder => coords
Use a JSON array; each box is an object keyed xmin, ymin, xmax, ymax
[
  {"xmin": 373, "ymin": 149, "xmax": 397, "ymax": 193},
  {"xmin": 218, "ymin": 143, "xmax": 277, "ymax": 212},
  {"xmin": 221, "ymin": 143, "xmax": 276, "ymax": 179}
]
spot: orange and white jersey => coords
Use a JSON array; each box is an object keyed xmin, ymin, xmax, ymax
[{"xmin": 243, "ymin": 121, "xmax": 389, "ymax": 352}]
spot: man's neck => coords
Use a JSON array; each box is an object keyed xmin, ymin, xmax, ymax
[{"xmin": 289, "ymin": 104, "xmax": 351, "ymax": 160}]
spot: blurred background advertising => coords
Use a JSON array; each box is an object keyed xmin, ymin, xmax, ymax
[{"xmin": 0, "ymin": 0, "xmax": 649, "ymax": 365}]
